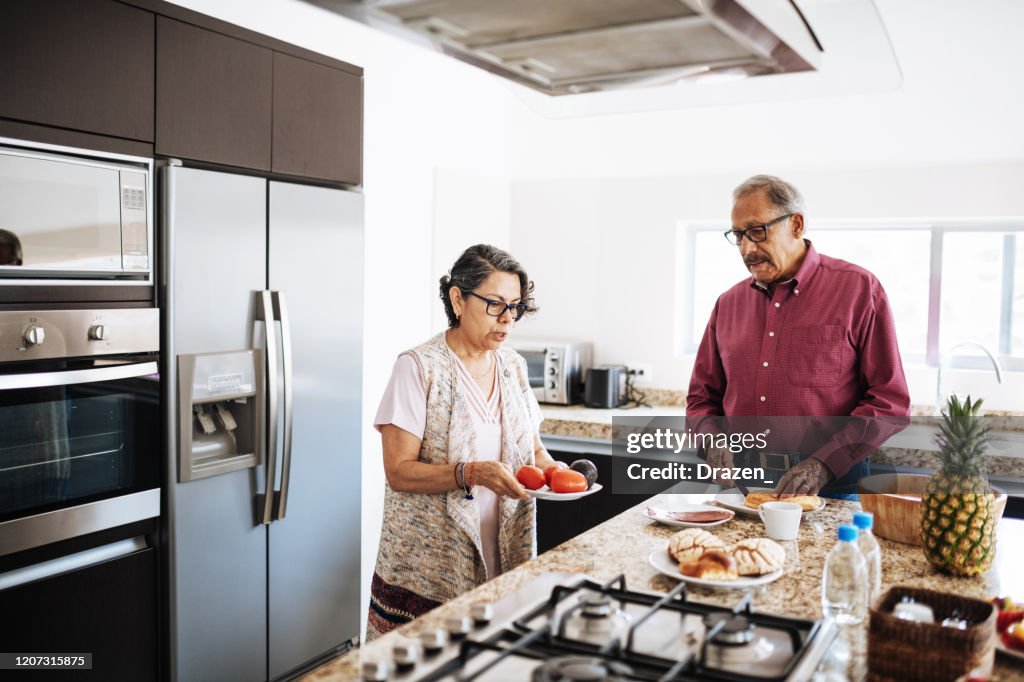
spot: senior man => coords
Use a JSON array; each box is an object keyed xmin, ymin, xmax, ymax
[{"xmin": 687, "ymin": 175, "xmax": 910, "ymax": 498}]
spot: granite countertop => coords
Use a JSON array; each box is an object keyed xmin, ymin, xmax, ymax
[
  {"xmin": 305, "ymin": 495, "xmax": 1024, "ymax": 681},
  {"xmin": 538, "ymin": 405, "xmax": 1024, "ymax": 479}
]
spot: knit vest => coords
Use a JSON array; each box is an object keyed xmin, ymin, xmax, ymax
[{"xmin": 371, "ymin": 333, "xmax": 537, "ymax": 606}]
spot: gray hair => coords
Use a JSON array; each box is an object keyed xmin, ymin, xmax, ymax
[
  {"xmin": 733, "ymin": 175, "xmax": 805, "ymax": 215},
  {"xmin": 439, "ymin": 244, "xmax": 537, "ymax": 328}
]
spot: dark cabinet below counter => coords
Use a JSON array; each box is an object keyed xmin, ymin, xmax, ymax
[
  {"xmin": 537, "ymin": 452, "xmax": 675, "ymax": 554},
  {"xmin": 0, "ymin": 0, "xmax": 155, "ymax": 142},
  {"xmin": 0, "ymin": 546, "xmax": 157, "ymax": 681}
]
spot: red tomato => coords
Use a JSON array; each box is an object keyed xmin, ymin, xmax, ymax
[
  {"xmin": 515, "ymin": 465, "xmax": 546, "ymax": 490},
  {"xmin": 543, "ymin": 462, "xmax": 569, "ymax": 486},
  {"xmin": 550, "ymin": 469, "xmax": 588, "ymax": 494}
]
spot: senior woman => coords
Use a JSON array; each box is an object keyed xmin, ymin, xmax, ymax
[{"xmin": 368, "ymin": 244, "xmax": 557, "ymax": 639}]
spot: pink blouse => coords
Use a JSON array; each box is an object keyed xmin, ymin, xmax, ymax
[{"xmin": 374, "ymin": 350, "xmax": 543, "ymax": 580}]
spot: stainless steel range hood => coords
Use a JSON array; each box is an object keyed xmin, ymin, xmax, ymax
[{"xmin": 310, "ymin": 0, "xmax": 823, "ymax": 95}]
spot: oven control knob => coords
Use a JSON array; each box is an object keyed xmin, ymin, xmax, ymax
[
  {"xmin": 549, "ymin": 380, "xmax": 556, "ymax": 389},
  {"xmin": 23, "ymin": 326, "xmax": 45, "ymax": 346},
  {"xmin": 548, "ymin": 367, "xmax": 556, "ymax": 375},
  {"xmin": 361, "ymin": 660, "xmax": 391, "ymax": 681},
  {"xmin": 470, "ymin": 602, "xmax": 494, "ymax": 625},
  {"xmin": 446, "ymin": 615, "xmax": 472, "ymax": 638},
  {"xmin": 391, "ymin": 640, "xmax": 422, "ymax": 668},
  {"xmin": 417, "ymin": 628, "xmax": 448, "ymax": 653},
  {"xmin": 88, "ymin": 324, "xmax": 107, "ymax": 341}
]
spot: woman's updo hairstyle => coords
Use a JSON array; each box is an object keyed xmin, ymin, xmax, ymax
[{"xmin": 439, "ymin": 244, "xmax": 538, "ymax": 328}]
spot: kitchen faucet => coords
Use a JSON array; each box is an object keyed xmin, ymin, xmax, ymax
[{"xmin": 935, "ymin": 340, "xmax": 1004, "ymax": 414}]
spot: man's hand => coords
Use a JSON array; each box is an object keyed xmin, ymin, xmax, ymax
[
  {"xmin": 705, "ymin": 447, "xmax": 735, "ymax": 488},
  {"xmin": 773, "ymin": 458, "xmax": 833, "ymax": 497}
]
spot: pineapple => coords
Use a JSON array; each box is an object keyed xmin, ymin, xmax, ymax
[{"xmin": 920, "ymin": 395, "xmax": 996, "ymax": 576}]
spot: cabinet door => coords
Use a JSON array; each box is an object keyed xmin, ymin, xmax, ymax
[
  {"xmin": 272, "ymin": 53, "xmax": 363, "ymax": 185},
  {"xmin": 156, "ymin": 17, "xmax": 272, "ymax": 170},
  {"xmin": 0, "ymin": 548, "xmax": 156, "ymax": 681},
  {"xmin": 0, "ymin": 0, "xmax": 154, "ymax": 141}
]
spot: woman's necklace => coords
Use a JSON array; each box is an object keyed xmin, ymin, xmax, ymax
[{"xmin": 468, "ymin": 351, "xmax": 494, "ymax": 380}]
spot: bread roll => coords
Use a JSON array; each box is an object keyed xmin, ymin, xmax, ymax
[
  {"xmin": 668, "ymin": 528, "xmax": 725, "ymax": 563},
  {"xmin": 730, "ymin": 537, "xmax": 785, "ymax": 576},
  {"xmin": 679, "ymin": 550, "xmax": 738, "ymax": 581},
  {"xmin": 743, "ymin": 491, "xmax": 820, "ymax": 512}
]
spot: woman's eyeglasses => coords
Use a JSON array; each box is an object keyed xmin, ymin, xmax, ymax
[
  {"xmin": 462, "ymin": 290, "xmax": 528, "ymax": 321},
  {"xmin": 723, "ymin": 213, "xmax": 793, "ymax": 245}
]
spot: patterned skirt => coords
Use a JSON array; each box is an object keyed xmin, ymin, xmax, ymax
[{"xmin": 367, "ymin": 571, "xmax": 442, "ymax": 640}]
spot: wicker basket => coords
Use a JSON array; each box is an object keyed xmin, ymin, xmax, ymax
[{"xmin": 867, "ymin": 586, "xmax": 996, "ymax": 682}]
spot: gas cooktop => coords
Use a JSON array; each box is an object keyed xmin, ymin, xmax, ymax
[{"xmin": 362, "ymin": 573, "xmax": 836, "ymax": 681}]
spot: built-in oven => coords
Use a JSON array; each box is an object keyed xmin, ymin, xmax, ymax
[
  {"xmin": 0, "ymin": 309, "xmax": 160, "ymax": 556},
  {"xmin": 0, "ymin": 138, "xmax": 152, "ymax": 285}
]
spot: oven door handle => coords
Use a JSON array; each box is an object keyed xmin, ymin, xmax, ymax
[
  {"xmin": 271, "ymin": 291, "xmax": 293, "ymax": 522},
  {"xmin": 255, "ymin": 290, "xmax": 278, "ymax": 526},
  {"xmin": 0, "ymin": 361, "xmax": 158, "ymax": 390}
]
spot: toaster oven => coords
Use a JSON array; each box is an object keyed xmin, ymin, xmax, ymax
[{"xmin": 509, "ymin": 339, "xmax": 592, "ymax": 405}]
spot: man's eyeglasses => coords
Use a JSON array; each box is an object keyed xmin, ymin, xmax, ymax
[
  {"xmin": 723, "ymin": 213, "xmax": 793, "ymax": 246},
  {"xmin": 462, "ymin": 290, "xmax": 528, "ymax": 321}
]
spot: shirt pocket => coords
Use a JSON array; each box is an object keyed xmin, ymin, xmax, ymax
[{"xmin": 784, "ymin": 324, "xmax": 849, "ymax": 387}]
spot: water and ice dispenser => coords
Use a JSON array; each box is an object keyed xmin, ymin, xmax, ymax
[{"xmin": 178, "ymin": 349, "xmax": 264, "ymax": 482}]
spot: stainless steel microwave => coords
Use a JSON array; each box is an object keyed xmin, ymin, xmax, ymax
[
  {"xmin": 0, "ymin": 139, "xmax": 153, "ymax": 285},
  {"xmin": 509, "ymin": 339, "xmax": 592, "ymax": 405}
]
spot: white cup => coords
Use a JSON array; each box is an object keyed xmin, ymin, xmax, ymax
[{"xmin": 757, "ymin": 501, "xmax": 802, "ymax": 541}]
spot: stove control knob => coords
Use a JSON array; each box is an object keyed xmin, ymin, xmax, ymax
[
  {"xmin": 549, "ymin": 380, "xmax": 556, "ymax": 389},
  {"xmin": 417, "ymin": 628, "xmax": 448, "ymax": 653},
  {"xmin": 23, "ymin": 326, "xmax": 45, "ymax": 346},
  {"xmin": 361, "ymin": 660, "xmax": 391, "ymax": 681},
  {"xmin": 446, "ymin": 616, "xmax": 472, "ymax": 638},
  {"xmin": 391, "ymin": 640, "xmax": 422, "ymax": 668},
  {"xmin": 88, "ymin": 324, "xmax": 107, "ymax": 341},
  {"xmin": 470, "ymin": 602, "xmax": 494, "ymax": 625}
]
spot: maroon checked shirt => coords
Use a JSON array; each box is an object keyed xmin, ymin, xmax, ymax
[{"xmin": 686, "ymin": 241, "xmax": 911, "ymax": 479}]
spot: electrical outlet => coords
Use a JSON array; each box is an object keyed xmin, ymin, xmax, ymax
[{"xmin": 625, "ymin": 363, "xmax": 654, "ymax": 386}]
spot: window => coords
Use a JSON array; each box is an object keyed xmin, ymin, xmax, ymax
[{"xmin": 680, "ymin": 219, "xmax": 1024, "ymax": 370}]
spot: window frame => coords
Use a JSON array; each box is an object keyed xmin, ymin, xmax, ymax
[{"xmin": 679, "ymin": 217, "xmax": 1024, "ymax": 372}]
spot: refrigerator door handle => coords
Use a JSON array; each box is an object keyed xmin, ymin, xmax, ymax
[
  {"xmin": 272, "ymin": 290, "xmax": 294, "ymax": 521},
  {"xmin": 255, "ymin": 290, "xmax": 279, "ymax": 525}
]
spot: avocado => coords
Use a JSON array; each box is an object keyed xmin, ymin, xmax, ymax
[{"xmin": 569, "ymin": 459, "xmax": 598, "ymax": 489}]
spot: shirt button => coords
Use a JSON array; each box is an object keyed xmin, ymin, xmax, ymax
[
  {"xmin": 774, "ymin": 302, "xmax": 781, "ymax": 308},
  {"xmin": 760, "ymin": 396, "xmax": 766, "ymax": 402},
  {"xmin": 769, "ymin": 331, "xmax": 775, "ymax": 337},
  {"xmin": 794, "ymin": 289, "xmax": 800, "ymax": 295},
  {"xmin": 762, "ymin": 361, "xmax": 768, "ymax": 367}
]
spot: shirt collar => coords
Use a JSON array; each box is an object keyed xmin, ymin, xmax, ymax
[{"xmin": 750, "ymin": 239, "xmax": 819, "ymax": 293}]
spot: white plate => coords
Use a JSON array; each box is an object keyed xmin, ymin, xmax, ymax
[
  {"xmin": 526, "ymin": 482, "xmax": 603, "ymax": 501},
  {"xmin": 648, "ymin": 544, "xmax": 783, "ymax": 590},
  {"xmin": 713, "ymin": 488, "xmax": 826, "ymax": 516},
  {"xmin": 996, "ymin": 637, "xmax": 1024, "ymax": 661},
  {"xmin": 641, "ymin": 503, "xmax": 735, "ymax": 528}
]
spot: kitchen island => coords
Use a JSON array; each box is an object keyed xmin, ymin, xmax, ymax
[{"xmin": 305, "ymin": 494, "xmax": 1024, "ymax": 681}]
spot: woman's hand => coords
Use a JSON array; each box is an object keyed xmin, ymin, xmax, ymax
[{"xmin": 474, "ymin": 461, "xmax": 528, "ymax": 500}]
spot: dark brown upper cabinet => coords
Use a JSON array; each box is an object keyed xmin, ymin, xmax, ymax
[
  {"xmin": 272, "ymin": 53, "xmax": 363, "ymax": 186},
  {"xmin": 156, "ymin": 16, "xmax": 273, "ymax": 170},
  {"xmin": 0, "ymin": 0, "xmax": 154, "ymax": 142}
]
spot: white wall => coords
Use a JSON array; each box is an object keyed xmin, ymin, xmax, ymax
[
  {"xmin": 508, "ymin": 162, "xmax": 1024, "ymax": 409},
  {"xmin": 166, "ymin": 0, "xmax": 529, "ymax": 641}
]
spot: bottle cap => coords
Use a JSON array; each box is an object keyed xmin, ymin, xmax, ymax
[
  {"xmin": 853, "ymin": 511, "xmax": 874, "ymax": 530},
  {"xmin": 837, "ymin": 524, "xmax": 858, "ymax": 542}
]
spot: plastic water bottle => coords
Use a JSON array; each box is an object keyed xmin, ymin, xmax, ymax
[
  {"xmin": 821, "ymin": 524, "xmax": 868, "ymax": 625},
  {"xmin": 853, "ymin": 511, "xmax": 882, "ymax": 604}
]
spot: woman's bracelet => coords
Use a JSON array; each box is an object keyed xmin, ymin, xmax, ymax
[
  {"xmin": 464, "ymin": 461, "xmax": 475, "ymax": 500},
  {"xmin": 453, "ymin": 462, "xmax": 461, "ymax": 489}
]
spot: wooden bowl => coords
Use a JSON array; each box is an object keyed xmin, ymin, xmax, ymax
[{"xmin": 858, "ymin": 473, "xmax": 1007, "ymax": 546}]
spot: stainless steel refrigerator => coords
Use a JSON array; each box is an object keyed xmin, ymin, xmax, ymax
[{"xmin": 161, "ymin": 164, "xmax": 362, "ymax": 681}]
